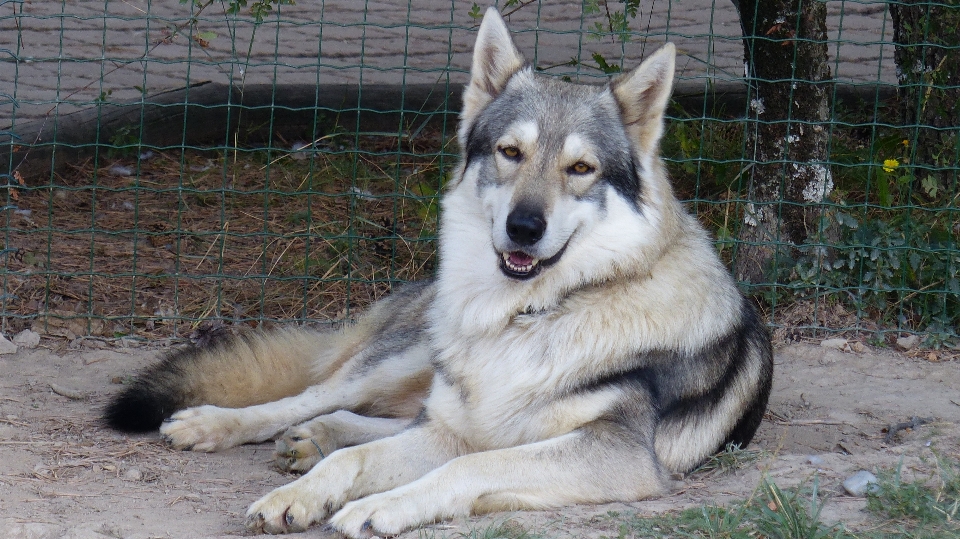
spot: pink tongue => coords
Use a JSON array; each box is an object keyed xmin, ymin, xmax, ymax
[{"xmin": 509, "ymin": 251, "xmax": 534, "ymax": 266}]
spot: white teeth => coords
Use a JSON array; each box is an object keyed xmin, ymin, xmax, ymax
[{"xmin": 501, "ymin": 252, "xmax": 539, "ymax": 273}]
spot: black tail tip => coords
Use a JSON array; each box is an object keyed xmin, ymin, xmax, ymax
[{"xmin": 102, "ymin": 387, "xmax": 174, "ymax": 433}]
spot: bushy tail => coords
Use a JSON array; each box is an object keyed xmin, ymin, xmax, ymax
[{"xmin": 103, "ymin": 328, "xmax": 328, "ymax": 432}]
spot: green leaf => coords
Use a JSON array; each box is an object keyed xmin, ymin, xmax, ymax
[
  {"xmin": 835, "ymin": 211, "xmax": 858, "ymax": 229},
  {"xmin": 921, "ymin": 175, "xmax": 940, "ymax": 198},
  {"xmin": 592, "ymin": 52, "xmax": 621, "ymax": 74},
  {"xmin": 623, "ymin": 0, "xmax": 641, "ymax": 18},
  {"xmin": 876, "ymin": 173, "xmax": 892, "ymax": 207}
]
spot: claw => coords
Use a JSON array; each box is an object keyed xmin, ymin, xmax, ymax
[{"xmin": 245, "ymin": 512, "xmax": 265, "ymax": 532}]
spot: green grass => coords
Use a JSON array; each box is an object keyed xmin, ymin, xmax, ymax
[
  {"xmin": 425, "ymin": 458, "xmax": 960, "ymax": 539},
  {"xmin": 865, "ymin": 456, "xmax": 960, "ymax": 537},
  {"xmin": 589, "ymin": 458, "xmax": 960, "ymax": 539}
]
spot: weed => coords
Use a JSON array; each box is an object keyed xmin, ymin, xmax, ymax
[
  {"xmin": 452, "ymin": 520, "xmax": 541, "ymax": 539},
  {"xmin": 107, "ymin": 125, "xmax": 142, "ymax": 158},
  {"xmin": 866, "ymin": 457, "xmax": 960, "ymax": 535},
  {"xmin": 691, "ymin": 443, "xmax": 764, "ymax": 477},
  {"xmin": 754, "ymin": 478, "xmax": 848, "ymax": 539},
  {"xmin": 778, "ymin": 207, "xmax": 959, "ymax": 341},
  {"xmin": 610, "ymin": 478, "xmax": 851, "ymax": 539},
  {"xmin": 680, "ymin": 505, "xmax": 750, "ymax": 539}
]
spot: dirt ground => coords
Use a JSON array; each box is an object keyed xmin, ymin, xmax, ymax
[{"xmin": 0, "ymin": 339, "xmax": 957, "ymax": 539}]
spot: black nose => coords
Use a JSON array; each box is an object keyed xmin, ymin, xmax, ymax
[{"xmin": 506, "ymin": 205, "xmax": 546, "ymax": 246}]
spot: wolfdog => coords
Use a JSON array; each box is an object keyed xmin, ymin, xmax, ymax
[{"xmin": 105, "ymin": 8, "xmax": 772, "ymax": 536}]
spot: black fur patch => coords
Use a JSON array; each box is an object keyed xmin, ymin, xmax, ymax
[
  {"xmin": 101, "ymin": 332, "xmax": 255, "ymax": 432},
  {"xmin": 569, "ymin": 298, "xmax": 773, "ymax": 453},
  {"xmin": 103, "ymin": 382, "xmax": 180, "ymax": 433},
  {"xmin": 351, "ymin": 281, "xmax": 433, "ymax": 375},
  {"xmin": 102, "ymin": 345, "xmax": 205, "ymax": 432}
]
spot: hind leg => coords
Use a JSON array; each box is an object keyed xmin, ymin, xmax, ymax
[
  {"xmin": 160, "ymin": 344, "xmax": 432, "ymax": 452},
  {"xmin": 275, "ymin": 411, "xmax": 410, "ymax": 473},
  {"xmin": 159, "ymin": 385, "xmax": 352, "ymax": 452}
]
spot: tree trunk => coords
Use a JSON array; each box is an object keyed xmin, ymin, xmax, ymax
[
  {"xmin": 732, "ymin": 0, "xmax": 833, "ymax": 285},
  {"xmin": 889, "ymin": 0, "xmax": 960, "ymax": 196}
]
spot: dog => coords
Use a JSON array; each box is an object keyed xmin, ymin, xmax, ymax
[{"xmin": 104, "ymin": 8, "xmax": 773, "ymax": 537}]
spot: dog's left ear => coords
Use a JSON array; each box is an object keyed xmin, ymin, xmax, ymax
[
  {"xmin": 610, "ymin": 43, "xmax": 676, "ymax": 158},
  {"xmin": 459, "ymin": 8, "xmax": 525, "ymax": 143}
]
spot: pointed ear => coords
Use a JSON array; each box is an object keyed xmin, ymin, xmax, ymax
[
  {"xmin": 459, "ymin": 8, "xmax": 525, "ymax": 141},
  {"xmin": 610, "ymin": 43, "xmax": 676, "ymax": 157}
]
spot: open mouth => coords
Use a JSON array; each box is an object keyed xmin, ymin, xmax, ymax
[
  {"xmin": 497, "ymin": 242, "xmax": 569, "ymax": 280},
  {"xmin": 500, "ymin": 251, "xmax": 541, "ymax": 280}
]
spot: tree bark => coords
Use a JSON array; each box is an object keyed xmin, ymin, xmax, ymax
[
  {"xmin": 889, "ymin": 0, "xmax": 960, "ymax": 194},
  {"xmin": 732, "ymin": 0, "xmax": 833, "ymax": 284}
]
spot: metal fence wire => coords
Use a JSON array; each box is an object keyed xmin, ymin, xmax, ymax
[{"xmin": 0, "ymin": 0, "xmax": 957, "ymax": 346}]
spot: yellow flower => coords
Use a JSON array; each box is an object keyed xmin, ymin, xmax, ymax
[
  {"xmin": 901, "ymin": 139, "xmax": 909, "ymax": 148},
  {"xmin": 882, "ymin": 158, "xmax": 899, "ymax": 173}
]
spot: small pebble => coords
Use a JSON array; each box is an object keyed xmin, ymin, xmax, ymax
[
  {"xmin": 0, "ymin": 334, "xmax": 17, "ymax": 355},
  {"xmin": 806, "ymin": 455, "xmax": 824, "ymax": 466},
  {"xmin": 12, "ymin": 329, "xmax": 40, "ymax": 349},
  {"xmin": 122, "ymin": 468, "xmax": 142, "ymax": 481},
  {"xmin": 820, "ymin": 338, "xmax": 848, "ymax": 351},
  {"xmin": 896, "ymin": 335, "xmax": 919, "ymax": 351},
  {"xmin": 843, "ymin": 470, "xmax": 878, "ymax": 496}
]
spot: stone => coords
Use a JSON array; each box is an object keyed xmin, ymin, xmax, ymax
[
  {"xmin": 122, "ymin": 467, "xmax": 143, "ymax": 481},
  {"xmin": 820, "ymin": 338, "xmax": 848, "ymax": 351},
  {"xmin": 896, "ymin": 335, "xmax": 920, "ymax": 351},
  {"xmin": 13, "ymin": 329, "xmax": 40, "ymax": 349},
  {"xmin": 843, "ymin": 470, "xmax": 879, "ymax": 496},
  {"xmin": 0, "ymin": 334, "xmax": 17, "ymax": 355}
]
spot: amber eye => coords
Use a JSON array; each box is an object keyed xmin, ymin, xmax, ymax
[
  {"xmin": 500, "ymin": 146, "xmax": 521, "ymax": 159},
  {"xmin": 569, "ymin": 161, "xmax": 594, "ymax": 174}
]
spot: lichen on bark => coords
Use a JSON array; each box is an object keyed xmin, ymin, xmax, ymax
[{"xmin": 732, "ymin": 0, "xmax": 833, "ymax": 285}]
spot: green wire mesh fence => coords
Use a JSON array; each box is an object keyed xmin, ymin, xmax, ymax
[{"xmin": 0, "ymin": 0, "xmax": 957, "ymax": 345}]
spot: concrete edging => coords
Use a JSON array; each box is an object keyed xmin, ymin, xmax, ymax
[{"xmin": 2, "ymin": 82, "xmax": 897, "ymax": 182}]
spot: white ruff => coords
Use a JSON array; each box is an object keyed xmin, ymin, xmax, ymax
[{"xmin": 426, "ymin": 157, "xmax": 742, "ymax": 450}]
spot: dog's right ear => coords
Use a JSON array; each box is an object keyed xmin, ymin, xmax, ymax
[{"xmin": 459, "ymin": 8, "xmax": 524, "ymax": 142}]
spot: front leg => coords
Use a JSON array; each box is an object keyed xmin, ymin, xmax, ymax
[
  {"xmin": 330, "ymin": 425, "xmax": 668, "ymax": 538},
  {"xmin": 160, "ymin": 385, "xmax": 351, "ymax": 452},
  {"xmin": 246, "ymin": 425, "xmax": 459, "ymax": 534}
]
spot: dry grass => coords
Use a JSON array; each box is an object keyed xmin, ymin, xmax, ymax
[{"xmin": 4, "ymin": 132, "xmax": 449, "ymax": 339}]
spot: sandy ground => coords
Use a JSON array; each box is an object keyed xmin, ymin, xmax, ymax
[{"xmin": 0, "ymin": 339, "xmax": 958, "ymax": 539}]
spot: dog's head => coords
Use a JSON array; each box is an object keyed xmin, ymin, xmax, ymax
[{"xmin": 454, "ymin": 8, "xmax": 676, "ymax": 282}]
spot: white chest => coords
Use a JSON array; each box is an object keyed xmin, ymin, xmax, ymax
[{"xmin": 424, "ymin": 323, "xmax": 620, "ymax": 451}]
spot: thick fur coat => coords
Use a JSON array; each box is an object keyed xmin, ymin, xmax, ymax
[{"xmin": 105, "ymin": 9, "xmax": 773, "ymax": 537}]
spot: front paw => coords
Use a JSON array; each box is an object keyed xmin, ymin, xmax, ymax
[
  {"xmin": 159, "ymin": 405, "xmax": 245, "ymax": 451},
  {"xmin": 274, "ymin": 424, "xmax": 331, "ymax": 473},
  {"xmin": 330, "ymin": 494, "xmax": 420, "ymax": 539},
  {"xmin": 246, "ymin": 481, "xmax": 335, "ymax": 534}
]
